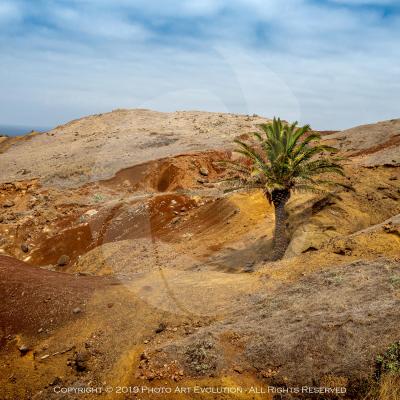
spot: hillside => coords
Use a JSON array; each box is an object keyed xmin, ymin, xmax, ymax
[{"xmin": 0, "ymin": 110, "xmax": 399, "ymax": 400}]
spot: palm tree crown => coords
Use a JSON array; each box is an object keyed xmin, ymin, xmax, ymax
[{"xmin": 224, "ymin": 117, "xmax": 344, "ymax": 197}]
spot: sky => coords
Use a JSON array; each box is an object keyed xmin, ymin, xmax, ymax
[{"xmin": 1, "ymin": 0, "xmax": 400, "ymax": 130}]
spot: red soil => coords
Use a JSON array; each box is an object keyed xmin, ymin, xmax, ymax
[
  {"xmin": 350, "ymin": 134, "xmax": 400, "ymax": 157},
  {"xmin": 0, "ymin": 255, "xmax": 111, "ymax": 342}
]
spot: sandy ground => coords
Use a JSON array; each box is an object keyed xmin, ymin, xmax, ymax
[{"xmin": 0, "ymin": 109, "xmax": 270, "ymax": 187}]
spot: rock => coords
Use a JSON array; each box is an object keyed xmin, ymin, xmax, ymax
[
  {"xmin": 389, "ymin": 175, "xmax": 398, "ymax": 181},
  {"xmin": 57, "ymin": 255, "xmax": 70, "ymax": 266},
  {"xmin": 197, "ymin": 178, "xmax": 208, "ymax": 184},
  {"xmin": 155, "ymin": 322, "xmax": 167, "ymax": 334},
  {"xmin": 20, "ymin": 243, "xmax": 29, "ymax": 253},
  {"xmin": 49, "ymin": 376, "xmax": 62, "ymax": 386},
  {"xmin": 73, "ymin": 307, "xmax": 82, "ymax": 314},
  {"xmin": 327, "ymin": 237, "xmax": 355, "ymax": 256},
  {"xmin": 84, "ymin": 209, "xmax": 98, "ymax": 217},
  {"xmin": 171, "ymin": 217, "xmax": 180, "ymax": 225},
  {"xmin": 18, "ymin": 345, "xmax": 29, "ymax": 355},
  {"xmin": 3, "ymin": 200, "xmax": 15, "ymax": 208},
  {"xmin": 199, "ymin": 167, "xmax": 209, "ymax": 176},
  {"xmin": 7, "ymin": 213, "xmax": 16, "ymax": 221}
]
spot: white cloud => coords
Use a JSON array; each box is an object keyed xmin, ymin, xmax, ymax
[
  {"xmin": 0, "ymin": 0, "xmax": 399, "ymax": 130},
  {"xmin": 49, "ymin": 6, "xmax": 150, "ymax": 40}
]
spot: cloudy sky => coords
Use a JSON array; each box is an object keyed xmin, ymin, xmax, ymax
[{"xmin": 1, "ymin": 0, "xmax": 400, "ymax": 130}]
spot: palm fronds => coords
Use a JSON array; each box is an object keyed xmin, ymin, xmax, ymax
[{"xmin": 222, "ymin": 117, "xmax": 344, "ymax": 196}]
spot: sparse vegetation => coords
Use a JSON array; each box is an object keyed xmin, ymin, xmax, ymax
[
  {"xmin": 92, "ymin": 193, "xmax": 105, "ymax": 203},
  {"xmin": 223, "ymin": 117, "xmax": 344, "ymax": 259},
  {"xmin": 375, "ymin": 341, "xmax": 400, "ymax": 380},
  {"xmin": 389, "ymin": 275, "xmax": 400, "ymax": 288}
]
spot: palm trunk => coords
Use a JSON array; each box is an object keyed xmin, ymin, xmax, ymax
[{"xmin": 271, "ymin": 189, "xmax": 290, "ymax": 260}]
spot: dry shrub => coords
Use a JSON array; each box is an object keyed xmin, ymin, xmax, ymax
[
  {"xmin": 377, "ymin": 374, "xmax": 400, "ymax": 400},
  {"xmin": 363, "ymin": 374, "xmax": 400, "ymax": 400}
]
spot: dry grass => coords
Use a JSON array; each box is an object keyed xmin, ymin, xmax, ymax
[
  {"xmin": 364, "ymin": 374, "xmax": 400, "ymax": 400},
  {"xmin": 378, "ymin": 375, "xmax": 400, "ymax": 400}
]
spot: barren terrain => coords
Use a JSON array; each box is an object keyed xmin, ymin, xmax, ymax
[{"xmin": 0, "ymin": 110, "xmax": 399, "ymax": 399}]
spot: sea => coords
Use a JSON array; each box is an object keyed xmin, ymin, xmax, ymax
[{"xmin": 0, "ymin": 124, "xmax": 51, "ymax": 136}]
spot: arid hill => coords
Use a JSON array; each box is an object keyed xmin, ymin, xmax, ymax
[{"xmin": 0, "ymin": 110, "xmax": 399, "ymax": 400}]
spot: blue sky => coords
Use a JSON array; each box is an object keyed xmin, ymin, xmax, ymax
[{"xmin": 1, "ymin": 0, "xmax": 400, "ymax": 130}]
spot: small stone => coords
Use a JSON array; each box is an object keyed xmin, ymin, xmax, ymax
[
  {"xmin": 3, "ymin": 200, "xmax": 15, "ymax": 208},
  {"xmin": 144, "ymin": 340, "xmax": 149, "ymax": 344},
  {"xmin": 49, "ymin": 377, "xmax": 62, "ymax": 386},
  {"xmin": 7, "ymin": 213, "xmax": 16, "ymax": 221},
  {"xmin": 73, "ymin": 307, "xmax": 82, "ymax": 314},
  {"xmin": 84, "ymin": 209, "xmax": 98, "ymax": 217},
  {"xmin": 233, "ymin": 365, "xmax": 243, "ymax": 374},
  {"xmin": 18, "ymin": 345, "xmax": 29, "ymax": 355},
  {"xmin": 147, "ymin": 372, "xmax": 155, "ymax": 381},
  {"xmin": 155, "ymin": 323, "xmax": 167, "ymax": 334},
  {"xmin": 389, "ymin": 175, "xmax": 398, "ymax": 181},
  {"xmin": 41, "ymin": 354, "xmax": 50, "ymax": 360},
  {"xmin": 171, "ymin": 217, "xmax": 180, "ymax": 225},
  {"xmin": 21, "ymin": 243, "xmax": 29, "ymax": 253},
  {"xmin": 199, "ymin": 167, "xmax": 209, "ymax": 176},
  {"xmin": 197, "ymin": 178, "xmax": 208, "ymax": 184},
  {"xmin": 57, "ymin": 255, "xmax": 70, "ymax": 266},
  {"xmin": 38, "ymin": 328, "xmax": 43, "ymax": 333}
]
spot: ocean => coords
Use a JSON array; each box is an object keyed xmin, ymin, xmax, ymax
[{"xmin": 0, "ymin": 124, "xmax": 50, "ymax": 136}]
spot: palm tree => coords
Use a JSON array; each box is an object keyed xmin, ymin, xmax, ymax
[{"xmin": 222, "ymin": 117, "xmax": 344, "ymax": 260}]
